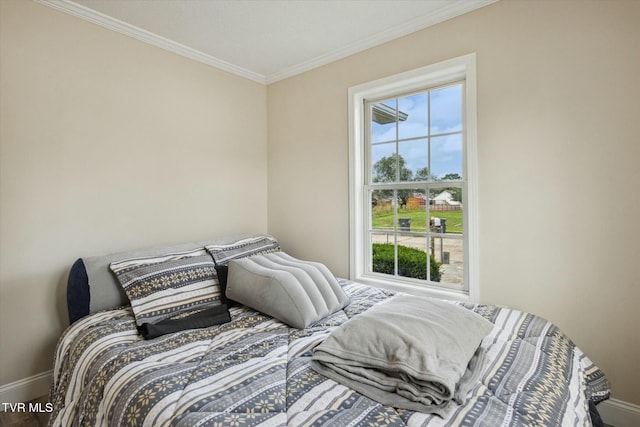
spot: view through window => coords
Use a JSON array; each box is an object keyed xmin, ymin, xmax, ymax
[{"xmin": 366, "ymin": 83, "xmax": 466, "ymax": 290}]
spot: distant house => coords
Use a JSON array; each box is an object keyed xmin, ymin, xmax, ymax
[
  {"xmin": 406, "ymin": 196, "xmax": 426, "ymax": 210},
  {"xmin": 431, "ymin": 190, "xmax": 461, "ymax": 210}
]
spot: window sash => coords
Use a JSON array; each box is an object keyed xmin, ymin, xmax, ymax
[
  {"xmin": 365, "ymin": 83, "xmax": 466, "ymax": 188},
  {"xmin": 365, "ymin": 182, "xmax": 466, "ymax": 292},
  {"xmin": 364, "ymin": 83, "xmax": 467, "ymax": 291}
]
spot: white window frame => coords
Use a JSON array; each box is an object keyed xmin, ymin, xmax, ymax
[{"xmin": 348, "ymin": 53, "xmax": 479, "ymax": 302}]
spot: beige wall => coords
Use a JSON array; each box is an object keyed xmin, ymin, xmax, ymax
[
  {"xmin": 0, "ymin": 1, "xmax": 267, "ymax": 386},
  {"xmin": 268, "ymin": 0, "xmax": 640, "ymax": 404},
  {"xmin": 2, "ymin": 0, "xmax": 639, "ymax": 407}
]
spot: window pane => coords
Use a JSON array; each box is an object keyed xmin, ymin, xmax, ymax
[
  {"xmin": 429, "ymin": 188, "xmax": 463, "ymax": 234},
  {"xmin": 371, "ymin": 190, "xmax": 394, "ymax": 231},
  {"xmin": 398, "ymin": 189, "xmax": 427, "ymax": 232},
  {"xmin": 430, "ymin": 85, "xmax": 462, "ymax": 135},
  {"xmin": 371, "ymin": 232, "xmax": 394, "ymax": 247},
  {"xmin": 371, "ymin": 100, "xmax": 397, "ymax": 143},
  {"xmin": 398, "ymin": 93, "xmax": 428, "ymax": 140},
  {"xmin": 371, "ymin": 236, "xmax": 396, "ymax": 275},
  {"xmin": 398, "ymin": 139, "xmax": 428, "ymax": 182},
  {"xmin": 430, "ymin": 237, "xmax": 464, "ymax": 286},
  {"xmin": 371, "ymin": 143, "xmax": 396, "ymax": 182},
  {"xmin": 430, "ymin": 134, "xmax": 462, "ymax": 179},
  {"xmin": 397, "ymin": 241, "xmax": 429, "ymax": 281}
]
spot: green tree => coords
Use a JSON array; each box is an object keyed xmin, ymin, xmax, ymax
[
  {"xmin": 441, "ymin": 173, "xmax": 461, "ymax": 180},
  {"xmin": 414, "ymin": 167, "xmax": 436, "ymax": 181},
  {"xmin": 372, "ymin": 153, "xmax": 412, "ymax": 183},
  {"xmin": 372, "ymin": 154, "xmax": 414, "ymax": 205}
]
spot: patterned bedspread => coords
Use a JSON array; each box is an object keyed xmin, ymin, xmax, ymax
[{"xmin": 49, "ymin": 281, "xmax": 609, "ymax": 426}]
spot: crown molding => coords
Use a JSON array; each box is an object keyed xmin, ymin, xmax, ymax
[
  {"xmin": 34, "ymin": 0, "xmax": 268, "ymax": 84},
  {"xmin": 35, "ymin": 0, "xmax": 497, "ymax": 86},
  {"xmin": 265, "ymin": 0, "xmax": 498, "ymax": 84}
]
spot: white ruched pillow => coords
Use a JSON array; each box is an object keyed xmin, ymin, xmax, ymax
[{"xmin": 226, "ymin": 252, "xmax": 350, "ymax": 328}]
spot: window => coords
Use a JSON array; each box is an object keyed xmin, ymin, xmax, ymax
[{"xmin": 349, "ymin": 54, "xmax": 478, "ymax": 301}]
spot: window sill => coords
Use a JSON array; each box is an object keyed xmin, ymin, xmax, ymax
[{"xmin": 353, "ymin": 274, "xmax": 471, "ymax": 303}]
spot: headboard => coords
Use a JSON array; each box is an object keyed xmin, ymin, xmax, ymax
[{"xmin": 66, "ymin": 234, "xmax": 278, "ymax": 324}]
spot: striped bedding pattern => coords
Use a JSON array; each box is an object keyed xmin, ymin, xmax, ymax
[
  {"xmin": 49, "ymin": 280, "xmax": 609, "ymax": 427},
  {"xmin": 109, "ymin": 249, "xmax": 222, "ymax": 326},
  {"xmin": 205, "ymin": 235, "xmax": 280, "ymax": 266}
]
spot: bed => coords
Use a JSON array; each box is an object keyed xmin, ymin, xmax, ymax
[{"xmin": 49, "ymin": 234, "xmax": 610, "ymax": 426}]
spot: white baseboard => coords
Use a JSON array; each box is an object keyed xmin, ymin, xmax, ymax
[
  {"xmin": 599, "ymin": 398, "xmax": 640, "ymax": 427},
  {"xmin": 0, "ymin": 371, "xmax": 52, "ymax": 406}
]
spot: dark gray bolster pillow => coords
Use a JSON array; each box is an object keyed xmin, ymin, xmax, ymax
[{"xmin": 226, "ymin": 252, "xmax": 350, "ymax": 329}]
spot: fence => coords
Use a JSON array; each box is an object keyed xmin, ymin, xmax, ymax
[{"xmin": 429, "ymin": 204, "xmax": 461, "ymax": 211}]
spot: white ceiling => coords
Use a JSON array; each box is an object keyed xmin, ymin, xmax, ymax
[{"xmin": 38, "ymin": 0, "xmax": 497, "ymax": 84}]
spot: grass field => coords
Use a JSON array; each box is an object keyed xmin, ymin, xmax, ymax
[{"xmin": 372, "ymin": 207, "xmax": 463, "ymax": 234}]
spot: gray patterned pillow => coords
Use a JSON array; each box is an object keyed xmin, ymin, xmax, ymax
[
  {"xmin": 110, "ymin": 249, "xmax": 222, "ymax": 326},
  {"xmin": 205, "ymin": 235, "xmax": 280, "ymax": 266}
]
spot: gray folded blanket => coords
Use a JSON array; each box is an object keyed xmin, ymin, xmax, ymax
[{"xmin": 310, "ymin": 295, "xmax": 494, "ymax": 417}]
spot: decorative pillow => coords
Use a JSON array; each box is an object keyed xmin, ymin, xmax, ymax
[
  {"xmin": 226, "ymin": 252, "xmax": 350, "ymax": 329},
  {"xmin": 110, "ymin": 249, "xmax": 222, "ymax": 326},
  {"xmin": 205, "ymin": 235, "xmax": 280, "ymax": 266}
]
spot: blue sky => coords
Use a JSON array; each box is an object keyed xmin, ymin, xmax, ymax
[{"xmin": 371, "ymin": 84, "xmax": 463, "ymax": 179}]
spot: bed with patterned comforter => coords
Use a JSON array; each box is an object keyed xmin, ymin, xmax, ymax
[{"xmin": 49, "ymin": 280, "xmax": 609, "ymax": 427}]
